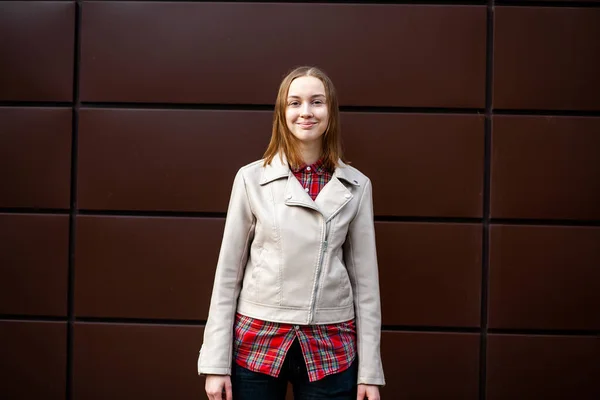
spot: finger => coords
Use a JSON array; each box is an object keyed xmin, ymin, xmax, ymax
[
  {"xmin": 367, "ymin": 387, "xmax": 380, "ymax": 400},
  {"xmin": 206, "ymin": 386, "xmax": 220, "ymax": 400},
  {"xmin": 204, "ymin": 381, "xmax": 212, "ymax": 399},
  {"xmin": 225, "ymin": 380, "xmax": 232, "ymax": 400},
  {"xmin": 356, "ymin": 385, "xmax": 366, "ymax": 400}
]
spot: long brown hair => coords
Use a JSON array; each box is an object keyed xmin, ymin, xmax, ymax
[{"xmin": 263, "ymin": 66, "xmax": 344, "ymax": 171}]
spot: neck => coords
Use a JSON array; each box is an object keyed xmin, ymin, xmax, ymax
[{"xmin": 299, "ymin": 141, "xmax": 322, "ymax": 165}]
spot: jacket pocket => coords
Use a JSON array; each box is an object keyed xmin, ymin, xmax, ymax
[{"xmin": 322, "ymin": 255, "xmax": 353, "ymax": 307}]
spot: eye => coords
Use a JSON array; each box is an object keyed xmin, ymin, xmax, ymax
[
  {"xmin": 288, "ymin": 100, "xmax": 300, "ymax": 107},
  {"xmin": 312, "ymin": 99, "xmax": 326, "ymax": 105}
]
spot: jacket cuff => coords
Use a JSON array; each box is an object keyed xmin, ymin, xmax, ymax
[
  {"xmin": 358, "ymin": 375, "xmax": 386, "ymax": 386},
  {"xmin": 197, "ymin": 366, "xmax": 231, "ymax": 376}
]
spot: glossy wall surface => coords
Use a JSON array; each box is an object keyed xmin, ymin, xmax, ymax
[{"xmin": 1, "ymin": 1, "xmax": 599, "ymax": 399}]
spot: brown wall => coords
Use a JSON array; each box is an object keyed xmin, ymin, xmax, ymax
[{"xmin": 1, "ymin": 1, "xmax": 599, "ymax": 399}]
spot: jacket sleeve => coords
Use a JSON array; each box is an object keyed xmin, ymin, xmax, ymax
[
  {"xmin": 197, "ymin": 168, "xmax": 255, "ymax": 375},
  {"xmin": 343, "ymin": 179, "xmax": 385, "ymax": 386}
]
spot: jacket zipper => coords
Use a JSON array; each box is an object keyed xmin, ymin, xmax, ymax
[{"xmin": 307, "ymin": 218, "xmax": 328, "ymax": 324}]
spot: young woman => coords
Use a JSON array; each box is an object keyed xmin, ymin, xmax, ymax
[{"xmin": 198, "ymin": 66, "xmax": 384, "ymax": 400}]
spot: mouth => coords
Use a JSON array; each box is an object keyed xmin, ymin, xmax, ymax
[{"xmin": 298, "ymin": 122, "xmax": 317, "ymax": 128}]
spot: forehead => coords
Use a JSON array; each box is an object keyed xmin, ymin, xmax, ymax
[{"xmin": 287, "ymin": 76, "xmax": 326, "ymax": 96}]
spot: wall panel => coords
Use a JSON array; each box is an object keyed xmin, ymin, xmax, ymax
[
  {"xmin": 75, "ymin": 216, "xmax": 224, "ymax": 320},
  {"xmin": 77, "ymin": 108, "xmax": 270, "ymax": 212},
  {"xmin": 490, "ymin": 115, "xmax": 600, "ymax": 220},
  {"xmin": 343, "ymin": 113, "xmax": 485, "ymax": 217},
  {"xmin": 0, "ymin": 321, "xmax": 67, "ymax": 400},
  {"xmin": 80, "ymin": 2, "xmax": 486, "ymax": 107},
  {"xmin": 0, "ymin": 214, "xmax": 69, "ymax": 316},
  {"xmin": 0, "ymin": 1, "xmax": 74, "ymax": 101},
  {"xmin": 73, "ymin": 323, "xmax": 204, "ymax": 400},
  {"xmin": 487, "ymin": 334, "xmax": 600, "ymax": 400},
  {"xmin": 0, "ymin": 107, "xmax": 72, "ymax": 209},
  {"xmin": 494, "ymin": 7, "xmax": 600, "ymax": 110},
  {"xmin": 380, "ymin": 331, "xmax": 480, "ymax": 399},
  {"xmin": 377, "ymin": 222, "xmax": 482, "ymax": 327},
  {"xmin": 489, "ymin": 225, "xmax": 600, "ymax": 330}
]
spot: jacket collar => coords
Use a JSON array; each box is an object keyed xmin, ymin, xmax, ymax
[
  {"xmin": 260, "ymin": 153, "xmax": 360, "ymax": 221},
  {"xmin": 260, "ymin": 153, "xmax": 290, "ymax": 185},
  {"xmin": 334, "ymin": 160, "xmax": 361, "ymax": 187},
  {"xmin": 260, "ymin": 153, "xmax": 360, "ymax": 187}
]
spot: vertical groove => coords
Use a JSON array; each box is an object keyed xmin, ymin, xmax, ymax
[
  {"xmin": 479, "ymin": 1, "xmax": 494, "ymax": 399},
  {"xmin": 66, "ymin": 1, "xmax": 82, "ymax": 400}
]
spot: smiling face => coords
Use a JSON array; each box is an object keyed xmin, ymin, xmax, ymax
[
  {"xmin": 285, "ymin": 76, "xmax": 329, "ymax": 149},
  {"xmin": 263, "ymin": 66, "xmax": 342, "ymax": 170}
]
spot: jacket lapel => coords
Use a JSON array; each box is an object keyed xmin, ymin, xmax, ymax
[
  {"xmin": 284, "ymin": 174, "xmax": 320, "ymax": 212},
  {"xmin": 314, "ymin": 176, "xmax": 353, "ymax": 222},
  {"xmin": 261, "ymin": 154, "xmax": 360, "ymax": 218}
]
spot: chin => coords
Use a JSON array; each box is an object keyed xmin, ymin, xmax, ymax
[{"xmin": 296, "ymin": 133, "xmax": 323, "ymax": 143}]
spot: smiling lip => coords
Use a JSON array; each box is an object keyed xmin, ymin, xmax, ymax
[{"xmin": 298, "ymin": 122, "xmax": 316, "ymax": 128}]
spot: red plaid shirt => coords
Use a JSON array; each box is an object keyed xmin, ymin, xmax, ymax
[{"xmin": 233, "ymin": 158, "xmax": 357, "ymax": 382}]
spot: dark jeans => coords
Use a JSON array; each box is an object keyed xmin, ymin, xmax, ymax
[{"xmin": 231, "ymin": 339, "xmax": 358, "ymax": 400}]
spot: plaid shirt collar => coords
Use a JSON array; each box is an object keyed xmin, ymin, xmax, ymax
[
  {"xmin": 290, "ymin": 158, "xmax": 330, "ymax": 176},
  {"xmin": 260, "ymin": 152, "xmax": 360, "ymax": 188}
]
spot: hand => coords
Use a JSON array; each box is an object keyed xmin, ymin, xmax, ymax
[
  {"xmin": 357, "ymin": 384, "xmax": 380, "ymax": 400},
  {"xmin": 205, "ymin": 375, "xmax": 232, "ymax": 400}
]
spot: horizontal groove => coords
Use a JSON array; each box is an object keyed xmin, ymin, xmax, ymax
[
  {"xmin": 382, "ymin": 325, "xmax": 480, "ymax": 333},
  {"xmin": 488, "ymin": 328, "xmax": 600, "ymax": 337},
  {"xmin": 0, "ymin": 315, "xmax": 67, "ymax": 323},
  {"xmin": 342, "ymin": 106, "xmax": 484, "ymax": 114},
  {"xmin": 77, "ymin": 209, "xmax": 226, "ymax": 219},
  {"xmin": 82, "ymin": 0, "xmax": 600, "ymax": 6},
  {"xmin": 0, "ymin": 101, "xmax": 72, "ymax": 108},
  {"xmin": 376, "ymin": 216, "xmax": 482, "ymax": 223},
  {"xmin": 75, "ymin": 317, "xmax": 206, "ymax": 326},
  {"xmin": 5, "ymin": 210, "xmax": 593, "ymax": 227},
  {"xmin": 83, "ymin": 0, "xmax": 488, "ymax": 5},
  {"xmin": 81, "ymin": 102, "xmax": 484, "ymax": 114},
  {"xmin": 3, "ymin": 101, "xmax": 598, "ymax": 116},
  {"xmin": 494, "ymin": 109, "xmax": 600, "ymax": 118},
  {"xmin": 490, "ymin": 218, "xmax": 600, "ymax": 227},
  {"xmin": 81, "ymin": 102, "xmax": 274, "ymax": 111},
  {"xmin": 12, "ymin": 0, "xmax": 600, "ymax": 7},
  {"xmin": 496, "ymin": 1, "xmax": 600, "ymax": 8},
  {"xmin": 0, "ymin": 207, "xmax": 69, "ymax": 215},
  {"xmin": 2, "ymin": 316, "xmax": 598, "ymax": 337},
  {"xmin": 368, "ymin": 216, "xmax": 600, "ymax": 227},
  {"xmin": 385, "ymin": 326, "xmax": 600, "ymax": 337}
]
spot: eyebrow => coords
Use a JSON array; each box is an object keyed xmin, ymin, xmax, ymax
[{"xmin": 287, "ymin": 95, "xmax": 326, "ymax": 101}]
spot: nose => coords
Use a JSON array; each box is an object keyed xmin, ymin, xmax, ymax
[{"xmin": 300, "ymin": 102, "xmax": 312, "ymax": 117}]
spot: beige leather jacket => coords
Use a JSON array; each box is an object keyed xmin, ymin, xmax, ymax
[{"xmin": 197, "ymin": 155, "xmax": 385, "ymax": 386}]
